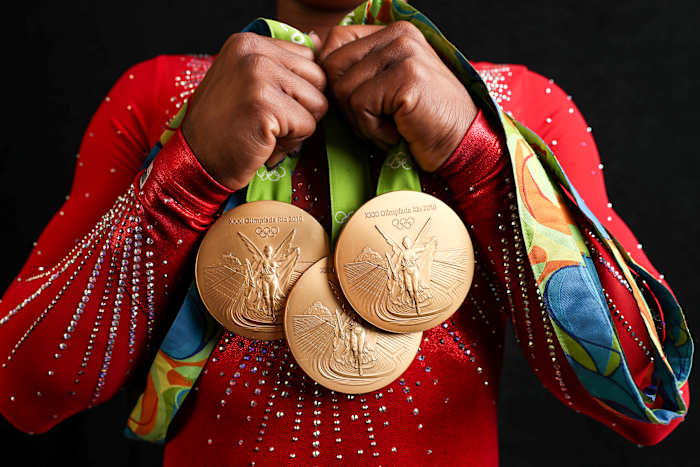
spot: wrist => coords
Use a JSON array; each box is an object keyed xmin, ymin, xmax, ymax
[
  {"xmin": 139, "ymin": 127, "xmax": 234, "ymax": 227},
  {"xmin": 438, "ymin": 105, "xmax": 478, "ymax": 171},
  {"xmin": 436, "ymin": 108, "xmax": 505, "ymax": 187}
]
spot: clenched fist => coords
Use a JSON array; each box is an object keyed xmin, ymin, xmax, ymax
[
  {"xmin": 318, "ymin": 22, "xmax": 478, "ymax": 172},
  {"xmin": 182, "ymin": 31, "xmax": 328, "ymax": 190}
]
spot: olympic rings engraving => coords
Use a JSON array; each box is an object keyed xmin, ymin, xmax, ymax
[
  {"xmin": 391, "ymin": 217, "xmax": 415, "ymax": 230},
  {"xmin": 334, "ymin": 210, "xmax": 355, "ymax": 225},
  {"xmin": 256, "ymin": 166, "xmax": 287, "ymax": 182},
  {"xmin": 255, "ymin": 226, "xmax": 279, "ymax": 238},
  {"xmin": 385, "ymin": 152, "xmax": 413, "ymax": 170}
]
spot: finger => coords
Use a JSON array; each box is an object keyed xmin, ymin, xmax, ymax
[
  {"xmin": 269, "ymin": 87, "xmax": 318, "ymax": 145},
  {"xmin": 331, "ymin": 35, "xmax": 415, "ymax": 106},
  {"xmin": 266, "ymin": 140, "xmax": 304, "ymax": 169},
  {"xmin": 267, "ymin": 36, "xmax": 315, "ymax": 61},
  {"xmin": 308, "ymin": 31, "xmax": 322, "ymax": 54},
  {"xmin": 258, "ymin": 88, "xmax": 316, "ymax": 168},
  {"xmin": 266, "ymin": 58, "xmax": 328, "ymax": 121},
  {"xmin": 345, "ymin": 65, "xmax": 406, "ymax": 148},
  {"xmin": 266, "ymin": 40, "xmax": 327, "ymax": 91},
  {"xmin": 320, "ymin": 22, "xmax": 425, "ymax": 80},
  {"xmin": 231, "ymin": 34, "xmax": 326, "ymax": 90},
  {"xmin": 265, "ymin": 152, "xmax": 288, "ymax": 169},
  {"xmin": 318, "ymin": 25, "xmax": 385, "ymax": 63}
]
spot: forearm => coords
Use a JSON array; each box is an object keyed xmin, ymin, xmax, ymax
[
  {"xmin": 0, "ymin": 130, "xmax": 232, "ymax": 433},
  {"xmin": 437, "ymin": 108, "xmax": 687, "ymax": 444}
]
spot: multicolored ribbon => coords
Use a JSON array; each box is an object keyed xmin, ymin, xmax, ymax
[{"xmin": 126, "ymin": 0, "xmax": 692, "ymax": 443}]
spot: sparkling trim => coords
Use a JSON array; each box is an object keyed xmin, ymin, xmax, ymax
[
  {"xmin": 478, "ymin": 65, "xmax": 512, "ymax": 104},
  {"xmin": 90, "ymin": 186, "xmax": 137, "ymax": 403}
]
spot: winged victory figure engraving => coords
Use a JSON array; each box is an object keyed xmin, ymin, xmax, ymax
[
  {"xmin": 203, "ymin": 229, "xmax": 300, "ymax": 330},
  {"xmin": 290, "ymin": 280, "xmax": 415, "ymax": 386},
  {"xmin": 342, "ymin": 218, "xmax": 471, "ymax": 326}
]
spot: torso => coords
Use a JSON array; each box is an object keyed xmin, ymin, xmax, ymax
[
  {"xmin": 153, "ymin": 55, "xmax": 529, "ymax": 467},
  {"xmin": 135, "ymin": 53, "xmax": 606, "ymax": 466}
]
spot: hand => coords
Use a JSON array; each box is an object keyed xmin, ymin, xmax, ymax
[
  {"xmin": 182, "ymin": 32, "xmax": 327, "ymax": 190},
  {"xmin": 318, "ymin": 22, "xmax": 478, "ymax": 172}
]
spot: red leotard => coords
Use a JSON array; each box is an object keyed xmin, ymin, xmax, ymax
[{"xmin": 0, "ymin": 55, "xmax": 688, "ymax": 466}]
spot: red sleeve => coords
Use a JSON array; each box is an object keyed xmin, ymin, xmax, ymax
[
  {"xmin": 436, "ymin": 69, "xmax": 688, "ymax": 445},
  {"xmin": 0, "ymin": 55, "xmax": 232, "ymax": 434},
  {"xmin": 515, "ymin": 69, "xmax": 662, "ymax": 277}
]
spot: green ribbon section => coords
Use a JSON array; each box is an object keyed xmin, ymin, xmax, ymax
[
  {"xmin": 324, "ymin": 109, "xmax": 372, "ymax": 244},
  {"xmin": 264, "ymin": 19, "xmax": 315, "ymax": 49},
  {"xmin": 325, "ymin": 125, "xmax": 422, "ymax": 243},
  {"xmin": 376, "ymin": 140, "xmax": 421, "ymax": 196},
  {"xmin": 245, "ymin": 155, "xmax": 299, "ymax": 204}
]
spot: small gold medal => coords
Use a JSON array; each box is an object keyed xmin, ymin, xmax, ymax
[
  {"xmin": 285, "ymin": 257, "xmax": 421, "ymax": 394},
  {"xmin": 196, "ymin": 201, "xmax": 329, "ymax": 340},
  {"xmin": 334, "ymin": 190, "xmax": 474, "ymax": 333}
]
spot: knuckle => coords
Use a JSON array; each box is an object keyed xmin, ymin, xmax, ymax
[
  {"xmin": 398, "ymin": 57, "xmax": 422, "ymax": 78},
  {"xmin": 312, "ymin": 64, "xmax": 328, "ymax": 90},
  {"xmin": 313, "ymin": 94, "xmax": 329, "ymax": 119},
  {"xmin": 249, "ymin": 82, "xmax": 275, "ymax": 107},
  {"xmin": 319, "ymin": 98, "xmax": 329, "ymax": 117},
  {"xmin": 392, "ymin": 35, "xmax": 416, "ymax": 51},
  {"xmin": 253, "ymin": 110, "xmax": 279, "ymax": 144},
  {"xmin": 322, "ymin": 58, "xmax": 340, "ymax": 81},
  {"xmin": 398, "ymin": 82, "xmax": 419, "ymax": 109},
  {"xmin": 320, "ymin": 26, "xmax": 348, "ymax": 62},
  {"xmin": 391, "ymin": 20, "xmax": 419, "ymax": 37},
  {"xmin": 238, "ymin": 53, "xmax": 271, "ymax": 77},
  {"xmin": 226, "ymin": 32, "xmax": 259, "ymax": 55},
  {"xmin": 326, "ymin": 25, "xmax": 345, "ymax": 42},
  {"xmin": 300, "ymin": 114, "xmax": 317, "ymax": 136}
]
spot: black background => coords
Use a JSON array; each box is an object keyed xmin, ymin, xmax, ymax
[{"xmin": 1, "ymin": 1, "xmax": 698, "ymax": 465}]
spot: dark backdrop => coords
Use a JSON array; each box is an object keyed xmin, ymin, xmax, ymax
[{"xmin": 1, "ymin": 1, "xmax": 698, "ymax": 465}]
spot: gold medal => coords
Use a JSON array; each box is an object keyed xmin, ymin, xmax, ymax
[
  {"xmin": 284, "ymin": 257, "xmax": 421, "ymax": 394},
  {"xmin": 196, "ymin": 200, "xmax": 329, "ymax": 340},
  {"xmin": 334, "ymin": 190, "xmax": 474, "ymax": 333}
]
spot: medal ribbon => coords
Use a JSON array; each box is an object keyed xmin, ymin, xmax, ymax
[
  {"xmin": 325, "ymin": 115, "xmax": 421, "ymax": 244},
  {"xmin": 324, "ymin": 109, "xmax": 372, "ymax": 244},
  {"xmin": 128, "ymin": 0, "xmax": 691, "ymax": 443}
]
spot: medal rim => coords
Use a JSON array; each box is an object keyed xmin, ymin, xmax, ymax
[
  {"xmin": 196, "ymin": 200, "xmax": 330, "ymax": 340},
  {"xmin": 284, "ymin": 256, "xmax": 422, "ymax": 394},
  {"xmin": 334, "ymin": 190, "xmax": 474, "ymax": 333}
]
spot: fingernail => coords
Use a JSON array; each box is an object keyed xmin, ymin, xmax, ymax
[
  {"xmin": 265, "ymin": 155, "xmax": 285, "ymax": 170},
  {"xmin": 308, "ymin": 31, "xmax": 321, "ymax": 52}
]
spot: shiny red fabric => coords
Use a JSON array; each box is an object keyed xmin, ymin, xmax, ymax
[{"xmin": 0, "ymin": 55, "xmax": 688, "ymax": 466}]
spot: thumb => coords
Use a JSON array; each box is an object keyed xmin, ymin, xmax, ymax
[{"xmin": 308, "ymin": 31, "xmax": 322, "ymax": 55}]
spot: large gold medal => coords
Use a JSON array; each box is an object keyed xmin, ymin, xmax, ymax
[
  {"xmin": 196, "ymin": 201, "xmax": 329, "ymax": 340},
  {"xmin": 334, "ymin": 191, "xmax": 474, "ymax": 333},
  {"xmin": 285, "ymin": 257, "xmax": 421, "ymax": 393}
]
